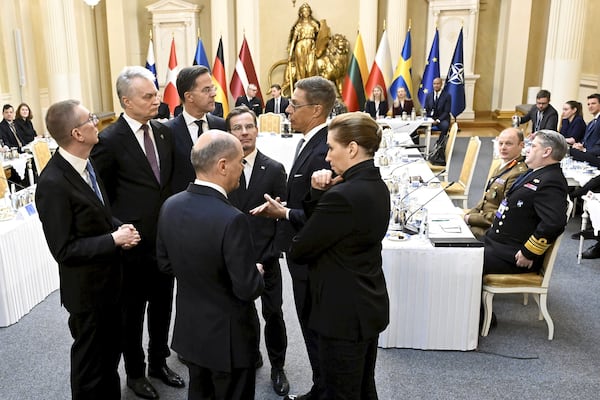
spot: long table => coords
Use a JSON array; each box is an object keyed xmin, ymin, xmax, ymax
[{"xmin": 0, "ymin": 214, "xmax": 58, "ymax": 327}]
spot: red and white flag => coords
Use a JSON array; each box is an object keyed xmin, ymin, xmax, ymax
[
  {"xmin": 163, "ymin": 38, "xmax": 179, "ymax": 115},
  {"xmin": 365, "ymin": 30, "xmax": 392, "ymax": 101},
  {"xmin": 230, "ymin": 37, "xmax": 263, "ymax": 108}
]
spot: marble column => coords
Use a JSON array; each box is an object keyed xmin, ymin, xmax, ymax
[
  {"xmin": 358, "ymin": 0, "xmax": 378, "ymax": 67},
  {"xmin": 541, "ymin": 0, "xmax": 587, "ymax": 107},
  {"xmin": 386, "ymin": 0, "xmax": 408, "ymax": 64},
  {"xmin": 235, "ymin": 0, "xmax": 260, "ymax": 84}
]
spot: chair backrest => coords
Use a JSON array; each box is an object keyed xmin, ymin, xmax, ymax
[
  {"xmin": 444, "ymin": 122, "xmax": 459, "ymax": 166},
  {"xmin": 486, "ymin": 158, "xmax": 502, "ymax": 183},
  {"xmin": 457, "ymin": 136, "xmax": 481, "ymax": 197},
  {"xmin": 540, "ymin": 197, "xmax": 573, "ymax": 288},
  {"xmin": 258, "ymin": 112, "xmax": 282, "ymax": 134},
  {"xmin": 32, "ymin": 141, "xmax": 52, "ymax": 174}
]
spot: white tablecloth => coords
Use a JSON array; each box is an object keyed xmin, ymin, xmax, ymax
[{"xmin": 0, "ymin": 214, "xmax": 58, "ymax": 327}]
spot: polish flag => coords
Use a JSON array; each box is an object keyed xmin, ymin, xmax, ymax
[
  {"xmin": 230, "ymin": 37, "xmax": 263, "ymax": 108},
  {"xmin": 365, "ymin": 30, "xmax": 392, "ymax": 101},
  {"xmin": 163, "ymin": 38, "xmax": 179, "ymax": 115}
]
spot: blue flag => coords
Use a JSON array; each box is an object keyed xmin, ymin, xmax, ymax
[
  {"xmin": 444, "ymin": 28, "xmax": 465, "ymax": 118},
  {"xmin": 390, "ymin": 29, "xmax": 413, "ymax": 100},
  {"xmin": 145, "ymin": 39, "xmax": 159, "ymax": 89},
  {"xmin": 417, "ymin": 29, "xmax": 440, "ymax": 108},
  {"xmin": 193, "ymin": 38, "xmax": 211, "ymax": 70}
]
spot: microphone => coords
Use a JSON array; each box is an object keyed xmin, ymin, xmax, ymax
[
  {"xmin": 398, "ymin": 169, "xmax": 446, "ymax": 203},
  {"xmin": 402, "ymin": 182, "xmax": 456, "ymax": 233},
  {"xmin": 0, "ymin": 173, "xmax": 29, "ymax": 191},
  {"xmin": 384, "ymin": 158, "xmax": 421, "ymax": 178}
]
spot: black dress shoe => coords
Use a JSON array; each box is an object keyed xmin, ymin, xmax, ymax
[
  {"xmin": 127, "ymin": 376, "xmax": 159, "ymax": 400},
  {"xmin": 271, "ymin": 368, "xmax": 290, "ymax": 396},
  {"xmin": 582, "ymin": 243, "xmax": 600, "ymax": 259},
  {"xmin": 284, "ymin": 392, "xmax": 313, "ymax": 400},
  {"xmin": 149, "ymin": 365, "xmax": 185, "ymax": 388}
]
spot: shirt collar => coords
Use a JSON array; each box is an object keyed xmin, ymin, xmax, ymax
[
  {"xmin": 58, "ymin": 147, "xmax": 87, "ymax": 176},
  {"xmin": 193, "ymin": 179, "xmax": 227, "ymax": 198},
  {"xmin": 183, "ymin": 109, "xmax": 207, "ymax": 127},
  {"xmin": 303, "ymin": 122, "xmax": 328, "ymax": 144},
  {"xmin": 244, "ymin": 148, "xmax": 258, "ymax": 168},
  {"xmin": 122, "ymin": 112, "xmax": 147, "ymax": 134}
]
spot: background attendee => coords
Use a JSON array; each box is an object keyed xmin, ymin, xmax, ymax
[
  {"xmin": 91, "ymin": 66, "xmax": 183, "ymax": 400},
  {"xmin": 570, "ymin": 93, "xmax": 600, "ymax": 167},
  {"xmin": 424, "ymin": 77, "xmax": 451, "ymax": 146},
  {"xmin": 157, "ymin": 130, "xmax": 264, "ymax": 400},
  {"xmin": 391, "ymin": 87, "xmax": 414, "ymax": 118},
  {"xmin": 483, "ymin": 130, "xmax": 568, "ymax": 275},
  {"xmin": 265, "ymin": 83, "xmax": 290, "ymax": 116},
  {"xmin": 464, "ymin": 127, "xmax": 528, "ymax": 240},
  {"xmin": 560, "ymin": 100, "xmax": 586, "ymax": 145},
  {"xmin": 14, "ymin": 102, "xmax": 38, "ymax": 141},
  {"xmin": 166, "ymin": 65, "xmax": 226, "ymax": 194},
  {"xmin": 0, "ymin": 104, "xmax": 29, "ymax": 151},
  {"xmin": 211, "ymin": 101, "xmax": 224, "ymax": 118},
  {"xmin": 155, "ymin": 93, "xmax": 170, "ymax": 120},
  {"xmin": 364, "ymin": 85, "xmax": 388, "ymax": 119},
  {"xmin": 515, "ymin": 89, "xmax": 558, "ymax": 132},
  {"xmin": 36, "ymin": 99, "xmax": 140, "ymax": 399},
  {"xmin": 250, "ymin": 76, "xmax": 336, "ymax": 400},
  {"xmin": 226, "ymin": 106, "xmax": 290, "ymax": 396},
  {"xmin": 290, "ymin": 112, "xmax": 390, "ymax": 400},
  {"xmin": 235, "ymin": 83, "xmax": 263, "ymax": 116}
]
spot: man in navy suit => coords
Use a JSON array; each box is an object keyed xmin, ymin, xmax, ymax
[
  {"xmin": 226, "ymin": 106, "xmax": 290, "ymax": 396},
  {"xmin": 265, "ymin": 84, "xmax": 290, "ymax": 117},
  {"xmin": 251, "ymin": 76, "xmax": 337, "ymax": 400},
  {"xmin": 157, "ymin": 130, "xmax": 264, "ymax": 400},
  {"xmin": 91, "ymin": 66, "xmax": 184, "ymax": 399},
  {"xmin": 36, "ymin": 99, "xmax": 141, "ymax": 399},
  {"xmin": 570, "ymin": 93, "xmax": 600, "ymax": 168},
  {"xmin": 166, "ymin": 65, "xmax": 226, "ymax": 194},
  {"xmin": 424, "ymin": 77, "xmax": 452, "ymax": 146},
  {"xmin": 235, "ymin": 83, "xmax": 263, "ymax": 116}
]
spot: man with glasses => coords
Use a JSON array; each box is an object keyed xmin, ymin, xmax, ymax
[
  {"xmin": 36, "ymin": 99, "xmax": 141, "ymax": 399},
  {"xmin": 91, "ymin": 66, "xmax": 183, "ymax": 400},
  {"xmin": 251, "ymin": 76, "xmax": 336, "ymax": 400},
  {"xmin": 166, "ymin": 65, "xmax": 226, "ymax": 194},
  {"xmin": 226, "ymin": 106, "xmax": 290, "ymax": 396},
  {"xmin": 235, "ymin": 83, "xmax": 263, "ymax": 116},
  {"xmin": 515, "ymin": 89, "xmax": 558, "ymax": 132}
]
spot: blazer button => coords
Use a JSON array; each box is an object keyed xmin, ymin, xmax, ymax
[
  {"xmin": 496, "ymin": 229, "xmax": 500, "ymax": 233},
  {"xmin": 499, "ymin": 221, "xmax": 503, "ymax": 226}
]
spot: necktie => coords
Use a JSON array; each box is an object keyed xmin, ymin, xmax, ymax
[
  {"xmin": 535, "ymin": 111, "xmax": 543, "ymax": 131},
  {"xmin": 584, "ymin": 118, "xmax": 597, "ymax": 146},
  {"xmin": 293, "ymin": 138, "xmax": 305, "ymax": 164},
  {"xmin": 275, "ymin": 98, "xmax": 280, "ymax": 114},
  {"xmin": 239, "ymin": 159, "xmax": 247, "ymax": 190},
  {"xmin": 86, "ymin": 160, "xmax": 104, "ymax": 203},
  {"xmin": 9, "ymin": 122, "xmax": 22, "ymax": 148},
  {"xmin": 194, "ymin": 119, "xmax": 205, "ymax": 139},
  {"xmin": 142, "ymin": 124, "xmax": 161, "ymax": 183}
]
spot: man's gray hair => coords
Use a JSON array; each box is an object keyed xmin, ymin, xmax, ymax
[
  {"xmin": 116, "ymin": 66, "xmax": 157, "ymax": 108},
  {"xmin": 534, "ymin": 129, "xmax": 568, "ymax": 161}
]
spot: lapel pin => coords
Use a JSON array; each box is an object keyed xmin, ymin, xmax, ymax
[{"xmin": 260, "ymin": 165, "xmax": 266, "ymax": 170}]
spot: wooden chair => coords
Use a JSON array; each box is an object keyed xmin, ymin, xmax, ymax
[
  {"xmin": 426, "ymin": 122, "xmax": 458, "ymax": 182},
  {"xmin": 443, "ymin": 136, "xmax": 481, "ymax": 208},
  {"xmin": 31, "ymin": 140, "xmax": 52, "ymax": 174},
  {"xmin": 258, "ymin": 112, "xmax": 282, "ymax": 134},
  {"xmin": 480, "ymin": 198, "xmax": 573, "ymax": 340}
]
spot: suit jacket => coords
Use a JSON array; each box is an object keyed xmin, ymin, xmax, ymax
[
  {"xmin": 466, "ymin": 156, "xmax": 528, "ymax": 239},
  {"xmin": 484, "ymin": 163, "xmax": 568, "ymax": 271},
  {"xmin": 364, "ymin": 100, "xmax": 388, "ymax": 119},
  {"xmin": 265, "ymin": 97, "xmax": 290, "ymax": 116},
  {"xmin": 156, "ymin": 102, "xmax": 170, "ymax": 119},
  {"xmin": 560, "ymin": 115, "xmax": 586, "ymax": 143},
  {"xmin": 156, "ymin": 184, "xmax": 264, "ymax": 372},
  {"xmin": 581, "ymin": 117, "xmax": 600, "ymax": 156},
  {"xmin": 211, "ymin": 102, "xmax": 224, "ymax": 118},
  {"xmin": 90, "ymin": 115, "xmax": 174, "ymax": 249},
  {"xmin": 35, "ymin": 151, "xmax": 122, "ymax": 314},
  {"xmin": 14, "ymin": 118, "xmax": 37, "ymax": 143},
  {"xmin": 165, "ymin": 113, "xmax": 226, "ymax": 194},
  {"xmin": 289, "ymin": 160, "xmax": 390, "ymax": 341},
  {"xmin": 235, "ymin": 96, "xmax": 263, "ymax": 116},
  {"xmin": 391, "ymin": 99, "xmax": 414, "ymax": 117},
  {"xmin": 520, "ymin": 104, "xmax": 559, "ymax": 131},
  {"xmin": 0, "ymin": 119, "xmax": 29, "ymax": 150},
  {"xmin": 229, "ymin": 151, "xmax": 287, "ymax": 264},
  {"xmin": 424, "ymin": 91, "xmax": 451, "ymax": 122}
]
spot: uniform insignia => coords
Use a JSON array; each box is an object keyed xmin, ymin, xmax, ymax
[
  {"xmin": 533, "ymin": 178, "xmax": 540, "ymax": 183},
  {"xmin": 524, "ymin": 183, "xmax": 537, "ymax": 191},
  {"xmin": 260, "ymin": 165, "xmax": 266, "ymax": 170},
  {"xmin": 496, "ymin": 178, "xmax": 505, "ymax": 184},
  {"xmin": 517, "ymin": 200, "xmax": 523, "ymax": 207}
]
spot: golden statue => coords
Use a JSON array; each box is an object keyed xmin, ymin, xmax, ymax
[{"xmin": 271, "ymin": 3, "xmax": 350, "ymax": 98}]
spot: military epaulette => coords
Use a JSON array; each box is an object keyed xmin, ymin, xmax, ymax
[{"xmin": 525, "ymin": 235, "xmax": 551, "ymax": 256}]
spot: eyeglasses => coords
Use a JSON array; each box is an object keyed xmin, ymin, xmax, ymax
[
  {"xmin": 288, "ymin": 100, "xmax": 318, "ymax": 111},
  {"xmin": 194, "ymin": 85, "xmax": 217, "ymax": 94},
  {"xmin": 73, "ymin": 113, "xmax": 99, "ymax": 130},
  {"xmin": 230, "ymin": 123, "xmax": 256, "ymax": 133}
]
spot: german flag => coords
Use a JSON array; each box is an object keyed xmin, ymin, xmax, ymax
[{"xmin": 212, "ymin": 37, "xmax": 229, "ymax": 117}]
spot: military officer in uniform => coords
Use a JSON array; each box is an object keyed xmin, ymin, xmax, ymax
[
  {"xmin": 465, "ymin": 128, "xmax": 528, "ymax": 240},
  {"xmin": 483, "ymin": 130, "xmax": 568, "ymax": 275}
]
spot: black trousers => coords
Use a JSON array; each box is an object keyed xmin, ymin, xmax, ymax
[
  {"xmin": 68, "ymin": 304, "xmax": 122, "ymax": 400},
  {"xmin": 261, "ymin": 258, "xmax": 287, "ymax": 370},
  {"xmin": 318, "ymin": 335, "xmax": 379, "ymax": 400},
  {"xmin": 483, "ymin": 237, "xmax": 542, "ymax": 274},
  {"xmin": 122, "ymin": 251, "xmax": 174, "ymax": 378},
  {"xmin": 187, "ymin": 361, "xmax": 255, "ymax": 400}
]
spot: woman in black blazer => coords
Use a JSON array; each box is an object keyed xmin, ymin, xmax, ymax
[
  {"xmin": 364, "ymin": 85, "xmax": 388, "ymax": 119},
  {"xmin": 14, "ymin": 103, "xmax": 37, "ymax": 143},
  {"xmin": 391, "ymin": 87, "xmax": 414, "ymax": 117},
  {"xmin": 290, "ymin": 112, "xmax": 390, "ymax": 400}
]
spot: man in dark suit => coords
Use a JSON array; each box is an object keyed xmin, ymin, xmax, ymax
[
  {"xmin": 165, "ymin": 65, "xmax": 226, "ymax": 194},
  {"xmin": 484, "ymin": 130, "xmax": 569, "ymax": 275},
  {"xmin": 424, "ymin": 77, "xmax": 452, "ymax": 147},
  {"xmin": 226, "ymin": 106, "xmax": 290, "ymax": 396},
  {"xmin": 516, "ymin": 89, "xmax": 559, "ymax": 132},
  {"xmin": 0, "ymin": 104, "xmax": 31, "ymax": 151},
  {"xmin": 36, "ymin": 99, "xmax": 141, "ymax": 399},
  {"xmin": 250, "ymin": 76, "xmax": 337, "ymax": 400},
  {"xmin": 570, "ymin": 93, "xmax": 600, "ymax": 168},
  {"xmin": 91, "ymin": 66, "xmax": 184, "ymax": 399},
  {"xmin": 211, "ymin": 101, "xmax": 224, "ymax": 117},
  {"xmin": 264, "ymin": 84, "xmax": 290, "ymax": 117},
  {"xmin": 157, "ymin": 130, "xmax": 264, "ymax": 400},
  {"xmin": 235, "ymin": 83, "xmax": 263, "ymax": 116},
  {"xmin": 155, "ymin": 92, "xmax": 170, "ymax": 120}
]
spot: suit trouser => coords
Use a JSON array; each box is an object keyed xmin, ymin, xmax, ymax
[
  {"xmin": 434, "ymin": 119, "xmax": 450, "ymax": 144},
  {"xmin": 483, "ymin": 236, "xmax": 542, "ymax": 274},
  {"xmin": 318, "ymin": 335, "xmax": 379, "ymax": 400},
  {"xmin": 68, "ymin": 304, "xmax": 122, "ymax": 400},
  {"xmin": 287, "ymin": 256, "xmax": 322, "ymax": 396},
  {"xmin": 261, "ymin": 258, "xmax": 287, "ymax": 370},
  {"xmin": 122, "ymin": 252, "xmax": 174, "ymax": 378},
  {"xmin": 187, "ymin": 361, "xmax": 255, "ymax": 400}
]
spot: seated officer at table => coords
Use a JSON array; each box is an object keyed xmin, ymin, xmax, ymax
[
  {"xmin": 464, "ymin": 128, "xmax": 528, "ymax": 240},
  {"xmin": 483, "ymin": 130, "xmax": 568, "ymax": 275}
]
